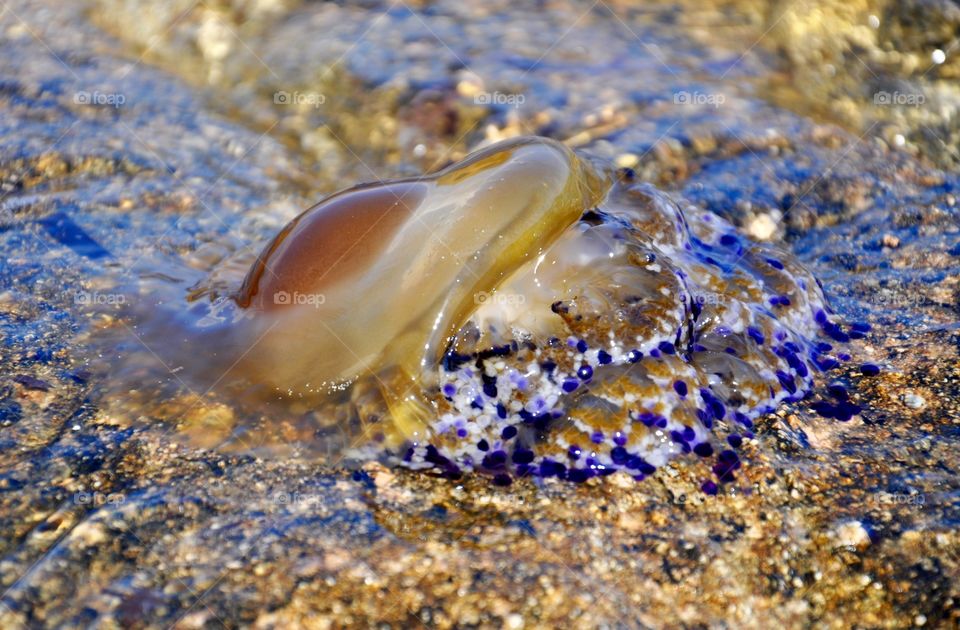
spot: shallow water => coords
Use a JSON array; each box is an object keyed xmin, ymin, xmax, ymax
[{"xmin": 1, "ymin": 0, "xmax": 959, "ymax": 627}]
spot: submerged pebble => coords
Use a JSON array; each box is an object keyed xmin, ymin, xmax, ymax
[{"xmin": 903, "ymin": 393, "xmax": 926, "ymax": 410}]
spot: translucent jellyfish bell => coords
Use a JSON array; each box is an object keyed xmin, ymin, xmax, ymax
[{"xmin": 232, "ymin": 136, "xmax": 612, "ymax": 438}]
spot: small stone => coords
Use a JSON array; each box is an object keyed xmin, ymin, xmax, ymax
[
  {"xmin": 833, "ymin": 520, "xmax": 871, "ymax": 548},
  {"xmin": 903, "ymin": 393, "xmax": 926, "ymax": 409},
  {"xmin": 323, "ymin": 548, "xmax": 351, "ymax": 572},
  {"xmin": 882, "ymin": 233, "xmax": 900, "ymax": 248},
  {"xmin": 293, "ymin": 556, "xmax": 325, "ymax": 578},
  {"xmin": 370, "ymin": 465, "xmax": 395, "ymax": 488},
  {"xmin": 747, "ymin": 213, "xmax": 777, "ymax": 240},
  {"xmin": 71, "ymin": 521, "xmax": 108, "ymax": 547},
  {"xmin": 456, "ymin": 71, "xmax": 484, "ymax": 98},
  {"xmin": 13, "ymin": 375, "xmax": 51, "ymax": 391}
]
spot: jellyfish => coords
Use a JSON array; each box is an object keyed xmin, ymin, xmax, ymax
[{"xmin": 101, "ymin": 136, "xmax": 869, "ymax": 486}]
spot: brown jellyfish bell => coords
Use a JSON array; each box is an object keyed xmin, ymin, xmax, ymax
[{"xmin": 224, "ymin": 136, "xmax": 612, "ymax": 444}]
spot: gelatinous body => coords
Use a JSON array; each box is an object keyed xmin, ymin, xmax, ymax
[{"xmin": 146, "ymin": 136, "xmax": 866, "ymax": 487}]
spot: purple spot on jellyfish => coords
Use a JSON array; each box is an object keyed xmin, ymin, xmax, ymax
[
  {"xmin": 860, "ymin": 363, "xmax": 880, "ymax": 376},
  {"xmin": 610, "ymin": 446, "xmax": 629, "ymax": 465},
  {"xmin": 693, "ymin": 442, "xmax": 714, "ymax": 457},
  {"xmin": 827, "ymin": 384, "xmax": 849, "ymax": 401}
]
